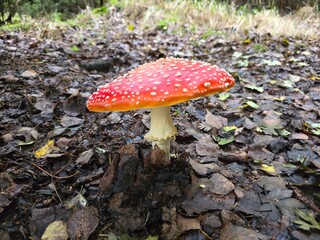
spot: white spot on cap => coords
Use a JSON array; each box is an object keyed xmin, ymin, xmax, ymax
[
  {"xmin": 163, "ymin": 74, "xmax": 169, "ymax": 79},
  {"xmin": 182, "ymin": 88, "xmax": 188, "ymax": 93},
  {"xmin": 204, "ymin": 82, "xmax": 211, "ymax": 87},
  {"xmin": 150, "ymin": 92, "xmax": 157, "ymax": 96},
  {"xmin": 175, "ymin": 72, "xmax": 181, "ymax": 77}
]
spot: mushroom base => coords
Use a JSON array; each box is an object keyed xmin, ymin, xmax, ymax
[
  {"xmin": 151, "ymin": 139, "xmax": 171, "ymax": 157},
  {"xmin": 144, "ymin": 106, "xmax": 177, "ymax": 163}
]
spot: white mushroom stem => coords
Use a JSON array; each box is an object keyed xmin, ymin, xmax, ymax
[{"xmin": 144, "ymin": 106, "xmax": 177, "ymax": 162}]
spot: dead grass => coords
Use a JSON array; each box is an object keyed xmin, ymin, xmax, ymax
[
  {"xmin": 3, "ymin": 0, "xmax": 319, "ymax": 40},
  {"xmin": 121, "ymin": 0, "xmax": 320, "ymax": 39}
]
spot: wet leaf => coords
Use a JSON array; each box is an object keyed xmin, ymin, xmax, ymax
[
  {"xmin": 291, "ymin": 133, "xmax": 308, "ymax": 140},
  {"xmin": 0, "ymin": 173, "xmax": 23, "ymax": 214},
  {"xmin": 221, "ymin": 223, "xmax": 269, "ymax": 240},
  {"xmin": 256, "ymin": 176, "xmax": 287, "ymax": 191},
  {"xmin": 29, "ymin": 206, "xmax": 69, "ymax": 237},
  {"xmin": 63, "ymin": 94, "xmax": 87, "ymax": 117},
  {"xmin": 262, "ymin": 111, "xmax": 282, "ymax": 126},
  {"xmin": 207, "ymin": 173, "xmax": 235, "ymax": 195},
  {"xmin": 75, "ymin": 149, "xmax": 94, "ymax": 165},
  {"xmin": 47, "ymin": 126, "xmax": 66, "ymax": 138},
  {"xmin": 189, "ymin": 159, "xmax": 219, "ymax": 177},
  {"xmin": 205, "ymin": 110, "xmax": 227, "ymax": 130},
  {"xmin": 196, "ymin": 135, "xmax": 220, "ymax": 157},
  {"xmin": 67, "ymin": 206, "xmax": 99, "ymax": 240},
  {"xmin": 162, "ymin": 207, "xmax": 200, "ymax": 240},
  {"xmin": 34, "ymin": 99, "xmax": 55, "ymax": 114},
  {"xmin": 60, "ymin": 116, "xmax": 84, "ymax": 128},
  {"xmin": 16, "ymin": 127, "xmax": 40, "ymax": 143}
]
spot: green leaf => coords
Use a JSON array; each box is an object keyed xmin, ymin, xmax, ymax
[
  {"xmin": 280, "ymin": 129, "xmax": 291, "ymax": 136},
  {"xmin": 259, "ymin": 124, "xmax": 283, "ymax": 136},
  {"xmin": 262, "ymin": 59, "xmax": 281, "ymax": 66},
  {"xmin": 307, "ymin": 122, "xmax": 320, "ymax": 135},
  {"xmin": 281, "ymin": 163, "xmax": 297, "ymax": 169},
  {"xmin": 270, "ymin": 80, "xmax": 294, "ymax": 88},
  {"xmin": 294, "ymin": 209, "xmax": 320, "ymax": 231},
  {"xmin": 244, "ymin": 100, "xmax": 260, "ymax": 109},
  {"xmin": 18, "ymin": 140, "xmax": 35, "ymax": 146},
  {"xmin": 244, "ymin": 84, "xmax": 264, "ymax": 93},
  {"xmin": 96, "ymin": 147, "xmax": 107, "ymax": 153},
  {"xmin": 253, "ymin": 44, "xmax": 268, "ymax": 52},
  {"xmin": 232, "ymin": 51, "xmax": 242, "ymax": 59},
  {"xmin": 311, "ymin": 129, "xmax": 320, "ymax": 135},
  {"xmin": 218, "ymin": 136, "xmax": 234, "ymax": 145},
  {"xmin": 70, "ymin": 46, "xmax": 79, "ymax": 52},
  {"xmin": 92, "ymin": 6, "xmax": 109, "ymax": 15},
  {"xmin": 311, "ymin": 123, "xmax": 320, "ymax": 128},
  {"xmin": 237, "ymin": 59, "xmax": 249, "ymax": 67},
  {"xmin": 218, "ymin": 92, "xmax": 230, "ymax": 101}
]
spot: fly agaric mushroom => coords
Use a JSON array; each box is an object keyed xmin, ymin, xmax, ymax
[{"xmin": 87, "ymin": 57, "xmax": 235, "ymax": 164}]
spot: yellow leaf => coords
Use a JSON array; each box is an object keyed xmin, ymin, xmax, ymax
[
  {"xmin": 41, "ymin": 221, "xmax": 69, "ymax": 240},
  {"xmin": 259, "ymin": 163, "xmax": 276, "ymax": 175},
  {"xmin": 128, "ymin": 24, "xmax": 135, "ymax": 31},
  {"xmin": 34, "ymin": 140, "xmax": 55, "ymax": 159},
  {"xmin": 310, "ymin": 76, "xmax": 320, "ymax": 81}
]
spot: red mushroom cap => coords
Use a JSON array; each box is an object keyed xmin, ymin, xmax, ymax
[{"xmin": 87, "ymin": 57, "xmax": 235, "ymax": 112}]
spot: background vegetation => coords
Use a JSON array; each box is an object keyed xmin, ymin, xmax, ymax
[
  {"xmin": 0, "ymin": 0, "xmax": 319, "ymax": 39},
  {"xmin": 1, "ymin": 0, "xmax": 319, "ymax": 23}
]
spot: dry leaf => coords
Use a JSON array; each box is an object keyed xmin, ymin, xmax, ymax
[{"xmin": 41, "ymin": 221, "xmax": 69, "ymax": 240}]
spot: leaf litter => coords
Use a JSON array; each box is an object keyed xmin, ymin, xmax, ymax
[{"xmin": 0, "ymin": 7, "xmax": 320, "ymax": 240}]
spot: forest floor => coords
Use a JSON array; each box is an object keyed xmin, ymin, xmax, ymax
[{"xmin": 1, "ymin": 6, "xmax": 320, "ymax": 240}]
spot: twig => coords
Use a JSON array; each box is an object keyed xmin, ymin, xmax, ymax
[
  {"xmin": 290, "ymin": 184, "xmax": 320, "ymax": 215},
  {"xmin": 27, "ymin": 160, "xmax": 79, "ymax": 179}
]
